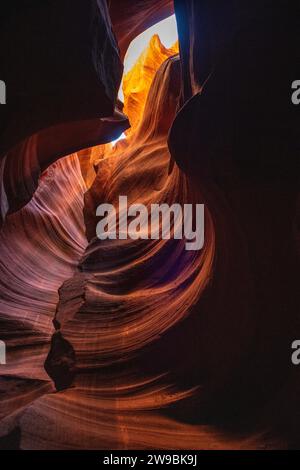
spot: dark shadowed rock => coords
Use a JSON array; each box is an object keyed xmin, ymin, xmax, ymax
[
  {"xmin": 0, "ymin": 1, "xmax": 129, "ymax": 223},
  {"xmin": 44, "ymin": 331, "xmax": 76, "ymax": 391},
  {"xmin": 170, "ymin": 1, "xmax": 298, "ymax": 184},
  {"xmin": 0, "ymin": 0, "xmax": 123, "ymax": 156},
  {"xmin": 0, "ymin": 427, "xmax": 21, "ymax": 450},
  {"xmin": 109, "ymin": 0, "xmax": 174, "ymax": 59},
  {"xmin": 168, "ymin": 0, "xmax": 300, "ymax": 441}
]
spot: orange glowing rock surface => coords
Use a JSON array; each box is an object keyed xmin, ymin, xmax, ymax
[{"xmin": 123, "ymin": 34, "xmax": 178, "ymax": 136}]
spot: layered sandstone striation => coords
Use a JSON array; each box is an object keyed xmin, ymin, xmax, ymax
[{"xmin": 0, "ymin": 0, "xmax": 299, "ymax": 451}]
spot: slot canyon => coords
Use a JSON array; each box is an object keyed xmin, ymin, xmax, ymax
[{"xmin": 0, "ymin": 0, "xmax": 299, "ymax": 450}]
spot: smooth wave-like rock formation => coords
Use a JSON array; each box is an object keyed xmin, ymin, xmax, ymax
[
  {"xmin": 0, "ymin": 112, "xmax": 129, "ymax": 225},
  {"xmin": 10, "ymin": 54, "xmax": 265, "ymax": 450},
  {"xmin": 58, "ymin": 55, "xmax": 213, "ymax": 364},
  {"xmin": 0, "ymin": 153, "xmax": 87, "ymax": 442}
]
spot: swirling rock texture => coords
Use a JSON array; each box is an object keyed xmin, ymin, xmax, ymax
[
  {"xmin": 0, "ymin": 0, "xmax": 299, "ymax": 451},
  {"xmin": 0, "ymin": 154, "xmax": 87, "ymax": 448}
]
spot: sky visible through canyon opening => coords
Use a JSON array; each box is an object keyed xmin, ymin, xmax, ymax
[{"xmin": 113, "ymin": 14, "xmax": 178, "ymax": 145}]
